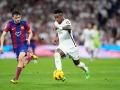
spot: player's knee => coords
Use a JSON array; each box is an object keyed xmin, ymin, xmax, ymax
[
  {"xmin": 18, "ymin": 55, "xmax": 24, "ymax": 62},
  {"xmin": 18, "ymin": 57, "xmax": 23, "ymax": 62},
  {"xmin": 54, "ymin": 52, "xmax": 61, "ymax": 58},
  {"xmin": 73, "ymin": 60, "xmax": 80, "ymax": 66}
]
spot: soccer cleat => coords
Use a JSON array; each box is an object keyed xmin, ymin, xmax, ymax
[
  {"xmin": 10, "ymin": 79, "xmax": 18, "ymax": 84},
  {"xmin": 32, "ymin": 54, "xmax": 38, "ymax": 60},
  {"xmin": 61, "ymin": 77, "xmax": 66, "ymax": 82},
  {"xmin": 85, "ymin": 71, "xmax": 90, "ymax": 79},
  {"xmin": 29, "ymin": 53, "xmax": 38, "ymax": 60}
]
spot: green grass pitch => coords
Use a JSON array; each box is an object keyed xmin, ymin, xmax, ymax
[{"xmin": 0, "ymin": 57, "xmax": 120, "ymax": 90}]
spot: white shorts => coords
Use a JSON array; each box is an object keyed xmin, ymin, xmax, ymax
[
  {"xmin": 57, "ymin": 45, "xmax": 80, "ymax": 60},
  {"xmin": 84, "ymin": 41, "xmax": 94, "ymax": 50}
]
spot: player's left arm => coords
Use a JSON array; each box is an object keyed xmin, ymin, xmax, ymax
[
  {"xmin": 27, "ymin": 29, "xmax": 33, "ymax": 45},
  {"xmin": 62, "ymin": 20, "xmax": 72, "ymax": 33},
  {"xmin": 25, "ymin": 22, "xmax": 33, "ymax": 45},
  {"xmin": 62, "ymin": 25, "xmax": 71, "ymax": 33}
]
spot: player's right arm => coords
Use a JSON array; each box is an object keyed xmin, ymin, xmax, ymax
[
  {"xmin": 0, "ymin": 31, "xmax": 7, "ymax": 53},
  {"xmin": 0, "ymin": 22, "xmax": 9, "ymax": 53},
  {"xmin": 52, "ymin": 24, "xmax": 59, "ymax": 45},
  {"xmin": 52, "ymin": 33, "xmax": 59, "ymax": 45}
]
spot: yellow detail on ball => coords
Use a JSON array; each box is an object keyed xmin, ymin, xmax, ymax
[{"xmin": 53, "ymin": 70, "xmax": 64, "ymax": 80}]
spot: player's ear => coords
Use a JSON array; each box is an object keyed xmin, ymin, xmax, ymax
[{"xmin": 12, "ymin": 16, "xmax": 14, "ymax": 19}]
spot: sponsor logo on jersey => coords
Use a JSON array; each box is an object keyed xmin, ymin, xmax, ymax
[
  {"xmin": 15, "ymin": 31, "xmax": 21, "ymax": 36},
  {"xmin": 21, "ymin": 26, "xmax": 25, "ymax": 30}
]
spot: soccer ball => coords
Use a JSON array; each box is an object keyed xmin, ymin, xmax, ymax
[{"xmin": 53, "ymin": 70, "xmax": 64, "ymax": 80}]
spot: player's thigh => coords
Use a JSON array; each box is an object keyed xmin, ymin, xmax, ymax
[
  {"xmin": 18, "ymin": 44, "xmax": 28, "ymax": 60},
  {"xmin": 68, "ymin": 47, "xmax": 80, "ymax": 61},
  {"xmin": 18, "ymin": 52, "xmax": 26, "ymax": 61}
]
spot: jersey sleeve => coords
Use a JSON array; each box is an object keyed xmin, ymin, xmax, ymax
[
  {"xmin": 25, "ymin": 22, "xmax": 30, "ymax": 32},
  {"xmin": 65, "ymin": 19, "xmax": 71, "ymax": 26},
  {"xmin": 4, "ymin": 21, "xmax": 10, "ymax": 32}
]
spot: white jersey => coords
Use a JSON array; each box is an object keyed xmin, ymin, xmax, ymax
[
  {"xmin": 54, "ymin": 19, "xmax": 76, "ymax": 48},
  {"xmin": 82, "ymin": 28, "xmax": 93, "ymax": 42},
  {"xmin": 54, "ymin": 19, "xmax": 80, "ymax": 60},
  {"xmin": 82, "ymin": 28, "xmax": 95, "ymax": 50}
]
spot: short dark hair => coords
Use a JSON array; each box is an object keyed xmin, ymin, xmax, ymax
[
  {"xmin": 12, "ymin": 10, "xmax": 21, "ymax": 16},
  {"xmin": 53, "ymin": 9, "xmax": 63, "ymax": 14}
]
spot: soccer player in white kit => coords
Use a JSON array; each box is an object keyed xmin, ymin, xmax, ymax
[
  {"xmin": 52, "ymin": 9, "xmax": 90, "ymax": 80},
  {"xmin": 82, "ymin": 23, "xmax": 95, "ymax": 61}
]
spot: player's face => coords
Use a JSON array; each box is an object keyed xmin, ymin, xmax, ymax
[
  {"xmin": 54, "ymin": 14, "xmax": 63, "ymax": 24},
  {"xmin": 88, "ymin": 23, "xmax": 92, "ymax": 29},
  {"xmin": 12, "ymin": 15, "xmax": 21, "ymax": 24}
]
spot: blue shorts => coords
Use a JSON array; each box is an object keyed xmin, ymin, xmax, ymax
[{"xmin": 14, "ymin": 44, "xmax": 28, "ymax": 59}]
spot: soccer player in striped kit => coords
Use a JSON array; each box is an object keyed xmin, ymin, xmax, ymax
[{"xmin": 0, "ymin": 10, "xmax": 37, "ymax": 84}]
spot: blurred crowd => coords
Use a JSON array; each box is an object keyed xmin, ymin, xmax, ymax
[{"xmin": 0, "ymin": 0, "xmax": 120, "ymax": 46}]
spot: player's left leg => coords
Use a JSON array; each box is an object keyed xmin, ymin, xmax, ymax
[
  {"xmin": 72, "ymin": 59, "xmax": 90, "ymax": 79},
  {"xmin": 68, "ymin": 47, "xmax": 90, "ymax": 79},
  {"xmin": 23, "ymin": 46, "xmax": 38, "ymax": 66},
  {"xmin": 86, "ymin": 47, "xmax": 94, "ymax": 61},
  {"xmin": 23, "ymin": 51, "xmax": 38, "ymax": 66}
]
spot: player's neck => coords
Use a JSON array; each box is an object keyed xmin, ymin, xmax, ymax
[
  {"xmin": 57, "ymin": 18, "xmax": 64, "ymax": 24},
  {"xmin": 14, "ymin": 22, "xmax": 20, "ymax": 25},
  {"xmin": 12, "ymin": 19, "xmax": 20, "ymax": 25}
]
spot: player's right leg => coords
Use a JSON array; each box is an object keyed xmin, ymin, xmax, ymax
[
  {"xmin": 54, "ymin": 49, "xmax": 66, "ymax": 81},
  {"xmin": 11, "ymin": 52, "xmax": 26, "ymax": 84},
  {"xmin": 54, "ymin": 49, "xmax": 65, "ymax": 70}
]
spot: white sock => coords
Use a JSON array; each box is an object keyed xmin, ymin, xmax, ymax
[
  {"xmin": 54, "ymin": 52, "xmax": 62, "ymax": 70},
  {"xmin": 77, "ymin": 62, "xmax": 89, "ymax": 72}
]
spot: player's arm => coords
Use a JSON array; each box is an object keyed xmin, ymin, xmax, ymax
[
  {"xmin": 52, "ymin": 26, "xmax": 59, "ymax": 45},
  {"xmin": 27, "ymin": 29, "xmax": 33, "ymax": 45},
  {"xmin": 62, "ymin": 20, "xmax": 72, "ymax": 33},
  {"xmin": 62, "ymin": 25, "xmax": 71, "ymax": 33},
  {"xmin": 0, "ymin": 21, "xmax": 9, "ymax": 53},
  {"xmin": 26, "ymin": 22, "xmax": 33, "ymax": 45},
  {"xmin": 0, "ymin": 31, "xmax": 7, "ymax": 53}
]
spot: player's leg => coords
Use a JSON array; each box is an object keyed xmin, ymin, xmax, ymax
[
  {"xmin": 23, "ymin": 48, "xmax": 38, "ymax": 66},
  {"xmin": 68, "ymin": 47, "xmax": 90, "ymax": 79},
  {"xmin": 54, "ymin": 49, "xmax": 66, "ymax": 70},
  {"xmin": 84, "ymin": 41, "xmax": 94, "ymax": 61},
  {"xmin": 23, "ymin": 52, "xmax": 33, "ymax": 66},
  {"xmin": 72, "ymin": 59, "xmax": 90, "ymax": 79},
  {"xmin": 11, "ymin": 52, "xmax": 26, "ymax": 83},
  {"xmin": 72, "ymin": 60, "xmax": 89, "ymax": 73},
  {"xmin": 54, "ymin": 48, "xmax": 66, "ymax": 81},
  {"xmin": 16, "ymin": 52, "xmax": 26, "ymax": 79},
  {"xmin": 89, "ymin": 48, "xmax": 94, "ymax": 59},
  {"xmin": 85, "ymin": 47, "xmax": 94, "ymax": 61}
]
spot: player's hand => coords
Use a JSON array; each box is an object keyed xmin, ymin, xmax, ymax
[
  {"xmin": 52, "ymin": 37, "xmax": 59, "ymax": 45},
  {"xmin": 0, "ymin": 47, "xmax": 3, "ymax": 53},
  {"xmin": 27, "ymin": 39, "xmax": 31, "ymax": 45}
]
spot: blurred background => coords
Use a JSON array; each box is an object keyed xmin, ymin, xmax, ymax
[{"xmin": 0, "ymin": 0, "xmax": 120, "ymax": 58}]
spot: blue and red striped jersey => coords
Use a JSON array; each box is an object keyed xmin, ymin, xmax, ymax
[{"xmin": 4, "ymin": 19, "xmax": 30, "ymax": 49}]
